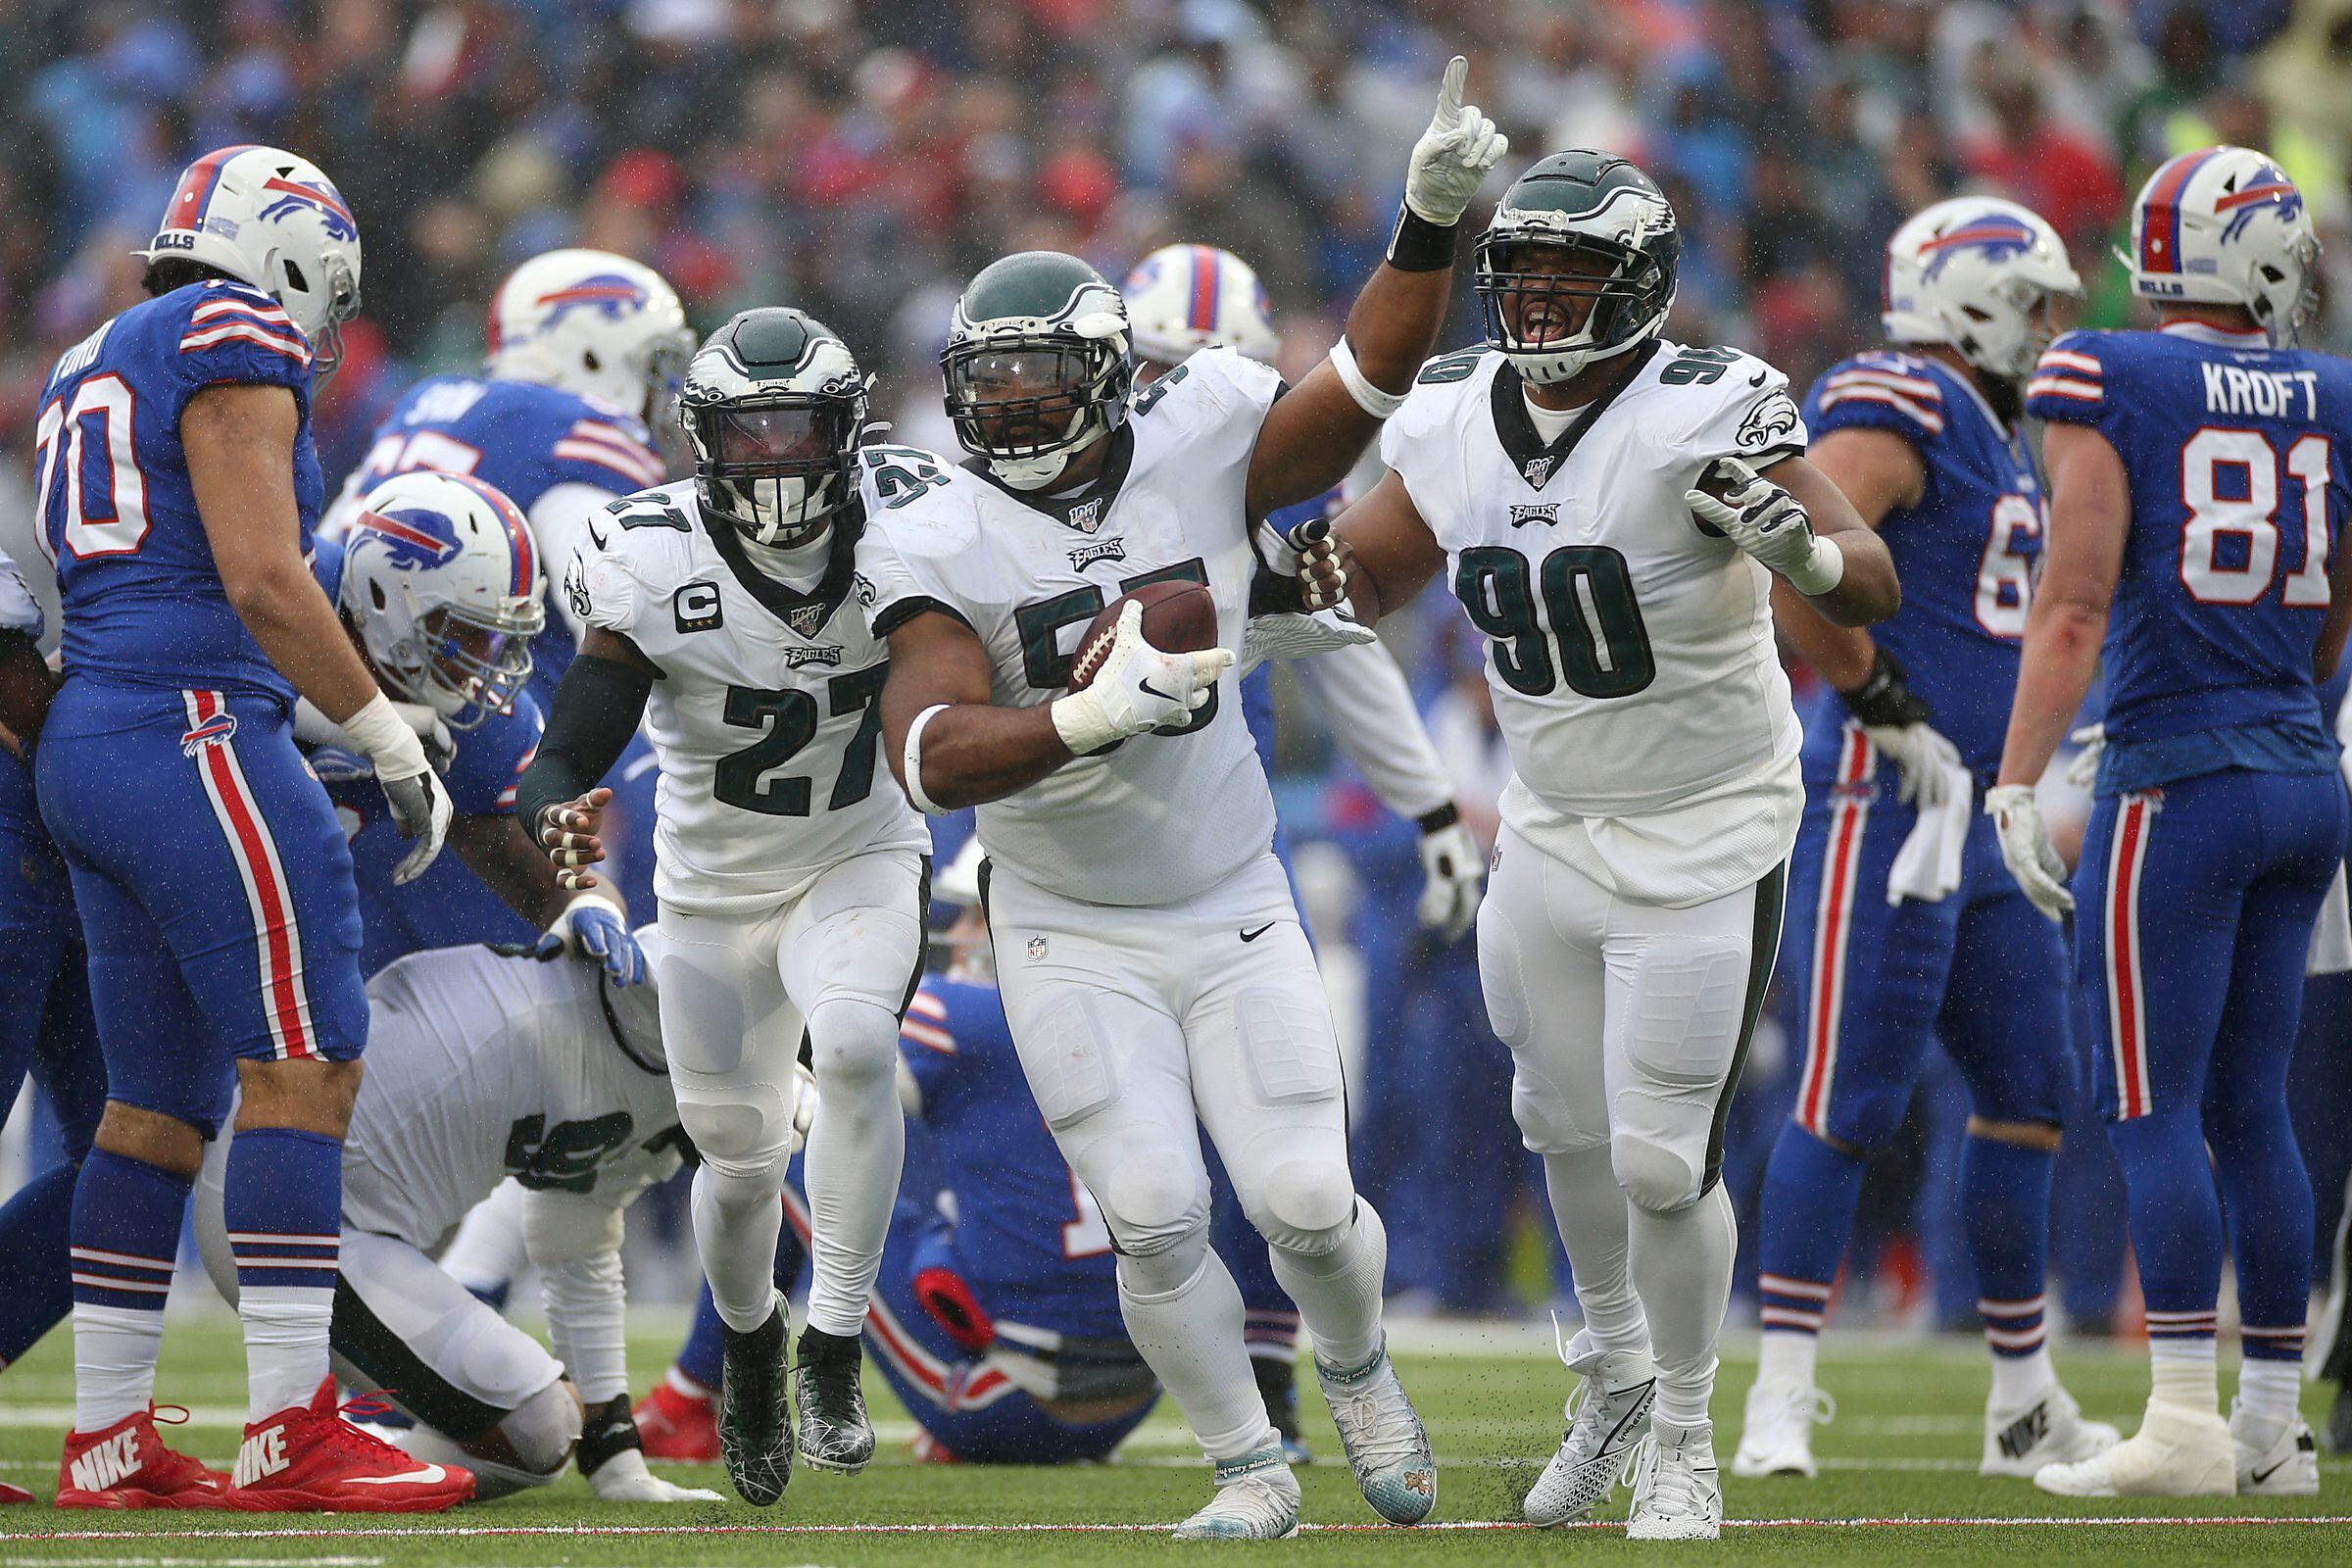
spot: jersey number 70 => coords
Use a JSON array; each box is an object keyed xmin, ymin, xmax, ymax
[{"xmin": 33, "ymin": 376, "xmax": 150, "ymax": 562}]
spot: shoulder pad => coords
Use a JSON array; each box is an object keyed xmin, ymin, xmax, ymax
[
  {"xmin": 1649, "ymin": 344, "xmax": 1806, "ymax": 463},
  {"xmin": 1812, "ymin": 353, "xmax": 1949, "ymax": 439}
]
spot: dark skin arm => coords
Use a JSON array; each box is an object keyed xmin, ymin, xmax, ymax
[
  {"xmin": 1757, "ymin": 454, "xmax": 1901, "ymax": 627},
  {"xmin": 453, "ymin": 810, "xmax": 577, "ymax": 928},
  {"xmin": 532, "ymin": 626, "xmax": 660, "ymax": 883},
  {"xmin": 878, "ymin": 612, "xmax": 1072, "ymax": 811},
  {"xmin": 0, "ymin": 632, "xmax": 59, "ymax": 759},
  {"xmin": 1769, "ymin": 426, "xmax": 1924, "ymax": 687}
]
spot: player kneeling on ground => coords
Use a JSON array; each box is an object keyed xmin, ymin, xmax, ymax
[
  {"xmin": 193, "ymin": 936, "xmax": 719, "ymax": 1503},
  {"xmin": 1327, "ymin": 151, "xmax": 1898, "ymax": 1542}
]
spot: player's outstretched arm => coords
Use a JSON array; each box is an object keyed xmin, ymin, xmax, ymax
[
  {"xmin": 1690, "ymin": 455, "xmax": 1899, "ymax": 628},
  {"xmin": 1332, "ymin": 470, "xmax": 1449, "ymax": 625},
  {"xmin": 514, "ymin": 626, "xmax": 659, "ymax": 891},
  {"xmin": 1245, "ymin": 56, "xmax": 1505, "ymax": 519}
]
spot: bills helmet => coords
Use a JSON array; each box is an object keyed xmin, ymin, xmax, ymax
[
  {"xmin": 340, "ymin": 471, "xmax": 546, "ymax": 730},
  {"xmin": 678, "ymin": 309, "xmax": 870, "ymax": 549},
  {"xmin": 944, "ymin": 251, "xmax": 1133, "ymax": 491},
  {"xmin": 1882, "ymin": 199, "xmax": 2082, "ymax": 379},
  {"xmin": 138, "ymin": 145, "xmax": 363, "ymax": 380},
  {"xmin": 2128, "ymin": 146, "xmax": 2319, "ymax": 347},
  {"xmin": 1121, "ymin": 244, "xmax": 1280, "ymax": 368},
  {"xmin": 1476, "ymin": 151, "xmax": 1680, "ymax": 385},
  {"xmin": 486, "ymin": 250, "xmax": 694, "ymax": 421}
]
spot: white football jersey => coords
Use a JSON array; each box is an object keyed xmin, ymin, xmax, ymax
[
  {"xmin": 340, "ymin": 945, "xmax": 682, "ymax": 1248},
  {"xmin": 1382, "ymin": 341, "xmax": 1809, "ymax": 904},
  {"xmin": 854, "ymin": 348, "xmax": 1281, "ymax": 906},
  {"xmin": 565, "ymin": 481, "xmax": 929, "ymax": 913}
]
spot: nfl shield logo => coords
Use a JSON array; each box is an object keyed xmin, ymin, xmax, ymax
[
  {"xmin": 1027, "ymin": 935, "xmax": 1050, "ymax": 962},
  {"xmin": 785, "ymin": 604, "xmax": 827, "ymax": 639},
  {"xmin": 1067, "ymin": 499, "xmax": 1104, "ymax": 534},
  {"xmin": 1522, "ymin": 456, "xmax": 1556, "ymax": 489}
]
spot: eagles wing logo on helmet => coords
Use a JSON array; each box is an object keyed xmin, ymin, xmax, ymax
[
  {"xmin": 1916, "ymin": 213, "xmax": 2036, "ymax": 281},
  {"xmin": 1737, "ymin": 391, "xmax": 1801, "ymax": 454}
]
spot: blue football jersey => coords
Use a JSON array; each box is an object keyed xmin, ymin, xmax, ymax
[
  {"xmin": 1798, "ymin": 351, "xmax": 2045, "ymax": 776},
  {"xmin": 899, "ymin": 975, "xmax": 1123, "ymax": 1340},
  {"xmin": 2028, "ymin": 325, "xmax": 2352, "ymax": 792},
  {"xmin": 308, "ymin": 537, "xmax": 542, "ymax": 972},
  {"xmin": 340, "ymin": 375, "xmax": 665, "ymax": 702},
  {"xmin": 37, "ymin": 280, "xmax": 322, "ymax": 697}
]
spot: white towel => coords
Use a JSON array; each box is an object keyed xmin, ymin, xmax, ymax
[
  {"xmin": 2307, "ymin": 865, "xmax": 2351, "ymax": 975},
  {"xmin": 1886, "ymin": 759, "xmax": 1974, "ymax": 905}
]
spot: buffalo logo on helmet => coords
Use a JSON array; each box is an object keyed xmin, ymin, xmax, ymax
[
  {"xmin": 352, "ymin": 506, "xmax": 464, "ymax": 568},
  {"xmin": 535, "ymin": 274, "xmax": 654, "ymax": 330},
  {"xmin": 1915, "ymin": 212, "xmax": 2037, "ymax": 282},
  {"xmin": 2215, "ymin": 162, "xmax": 2304, "ymax": 245},
  {"xmin": 256, "ymin": 175, "xmax": 358, "ymax": 242}
]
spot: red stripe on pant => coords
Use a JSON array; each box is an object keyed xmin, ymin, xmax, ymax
[
  {"xmin": 2106, "ymin": 795, "xmax": 2153, "ymax": 1119},
  {"xmin": 187, "ymin": 690, "xmax": 314, "ymax": 1058},
  {"xmin": 1798, "ymin": 727, "xmax": 1875, "ymax": 1135}
]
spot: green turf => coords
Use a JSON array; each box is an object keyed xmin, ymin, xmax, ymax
[{"xmin": 0, "ymin": 1315, "xmax": 2344, "ymax": 1564}]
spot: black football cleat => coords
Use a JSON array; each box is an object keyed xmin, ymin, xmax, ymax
[
  {"xmin": 719, "ymin": 1299, "xmax": 793, "ymax": 1505},
  {"xmin": 793, "ymin": 1326, "xmax": 876, "ymax": 1474}
]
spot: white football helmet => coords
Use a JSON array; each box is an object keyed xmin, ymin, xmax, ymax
[
  {"xmin": 486, "ymin": 250, "xmax": 694, "ymax": 420},
  {"xmin": 339, "ymin": 471, "xmax": 546, "ymax": 730},
  {"xmin": 137, "ymin": 144, "xmax": 363, "ymax": 379},
  {"xmin": 2126, "ymin": 146, "xmax": 2319, "ymax": 347},
  {"xmin": 1882, "ymin": 198, "xmax": 2082, "ymax": 379},
  {"xmin": 1121, "ymin": 244, "xmax": 1280, "ymax": 368}
]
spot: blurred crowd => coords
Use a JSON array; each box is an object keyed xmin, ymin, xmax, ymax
[{"xmin": 8, "ymin": 0, "xmax": 2352, "ymax": 1325}]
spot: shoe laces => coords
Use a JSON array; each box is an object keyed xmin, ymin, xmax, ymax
[
  {"xmin": 1627, "ymin": 1436, "xmax": 1709, "ymax": 1516},
  {"xmin": 1328, "ymin": 1363, "xmax": 1423, "ymax": 1470},
  {"xmin": 1758, "ymin": 1380, "xmax": 1835, "ymax": 1431}
]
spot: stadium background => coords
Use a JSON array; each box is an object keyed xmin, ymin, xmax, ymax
[{"xmin": 4, "ymin": 0, "xmax": 2352, "ymax": 1340}]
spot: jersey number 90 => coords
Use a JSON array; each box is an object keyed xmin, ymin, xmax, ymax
[{"xmin": 1454, "ymin": 545, "xmax": 1656, "ymax": 700}]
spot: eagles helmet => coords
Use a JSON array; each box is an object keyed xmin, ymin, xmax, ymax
[
  {"xmin": 678, "ymin": 309, "xmax": 869, "ymax": 549},
  {"xmin": 2127, "ymin": 146, "xmax": 2319, "ymax": 347},
  {"xmin": 1883, "ymin": 199, "xmax": 2081, "ymax": 379},
  {"xmin": 942, "ymin": 251, "xmax": 1133, "ymax": 491},
  {"xmin": 1475, "ymin": 151, "xmax": 1680, "ymax": 385}
]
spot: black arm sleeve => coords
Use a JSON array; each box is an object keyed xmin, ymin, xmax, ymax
[{"xmin": 514, "ymin": 653, "xmax": 655, "ymax": 837}]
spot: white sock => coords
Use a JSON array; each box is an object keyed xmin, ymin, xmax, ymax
[
  {"xmin": 1268, "ymin": 1200, "xmax": 1388, "ymax": 1373},
  {"xmin": 2236, "ymin": 1359, "xmax": 2303, "ymax": 1433},
  {"xmin": 1543, "ymin": 1146, "xmax": 1649, "ymax": 1356},
  {"xmin": 1988, "ymin": 1346, "xmax": 2057, "ymax": 1409},
  {"xmin": 691, "ymin": 1162, "xmax": 786, "ymax": 1334},
  {"xmin": 74, "ymin": 1302, "xmax": 165, "ymax": 1431},
  {"xmin": 1119, "ymin": 1235, "xmax": 1276, "ymax": 1463},
  {"xmin": 666, "ymin": 1364, "xmax": 712, "ymax": 1400},
  {"xmin": 802, "ymin": 1000, "xmax": 906, "ymax": 1338},
  {"xmin": 240, "ymin": 1286, "xmax": 333, "ymax": 1420},
  {"xmin": 2148, "ymin": 1338, "xmax": 2220, "ymax": 1415},
  {"xmin": 1755, "ymin": 1329, "xmax": 1818, "ymax": 1391},
  {"xmin": 1630, "ymin": 1184, "xmax": 1736, "ymax": 1431}
]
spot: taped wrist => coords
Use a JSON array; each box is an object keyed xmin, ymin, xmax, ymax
[
  {"xmin": 574, "ymin": 1393, "xmax": 640, "ymax": 1477},
  {"xmin": 1387, "ymin": 204, "xmax": 1460, "ymax": 271},
  {"xmin": 339, "ymin": 692, "xmax": 428, "ymax": 781},
  {"xmin": 514, "ymin": 654, "xmax": 653, "ymax": 837},
  {"xmin": 1836, "ymin": 648, "xmax": 1931, "ymax": 728},
  {"xmin": 1785, "ymin": 532, "xmax": 1846, "ymax": 596}
]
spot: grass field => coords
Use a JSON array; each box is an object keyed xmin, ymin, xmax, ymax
[{"xmin": 0, "ymin": 1314, "xmax": 2345, "ymax": 1565}]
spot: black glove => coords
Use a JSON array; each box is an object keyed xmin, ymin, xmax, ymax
[{"xmin": 1835, "ymin": 647, "xmax": 1933, "ymax": 729}]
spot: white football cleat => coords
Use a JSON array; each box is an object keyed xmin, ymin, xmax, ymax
[
  {"xmin": 2231, "ymin": 1401, "xmax": 2320, "ymax": 1497},
  {"xmin": 1315, "ymin": 1339, "xmax": 1437, "ymax": 1525},
  {"xmin": 1625, "ymin": 1420, "xmax": 1723, "ymax": 1542},
  {"xmin": 1981, "ymin": 1382, "xmax": 2120, "ymax": 1478},
  {"xmin": 1524, "ymin": 1330, "xmax": 1656, "ymax": 1525},
  {"xmin": 1732, "ymin": 1376, "xmax": 1833, "ymax": 1479},
  {"xmin": 2034, "ymin": 1399, "xmax": 2234, "ymax": 1496},
  {"xmin": 1171, "ymin": 1446, "xmax": 1301, "ymax": 1541}
]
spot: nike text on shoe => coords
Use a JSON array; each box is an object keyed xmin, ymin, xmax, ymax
[
  {"xmin": 1316, "ymin": 1338, "xmax": 1438, "ymax": 1524},
  {"xmin": 1172, "ymin": 1445, "xmax": 1302, "ymax": 1540},
  {"xmin": 2034, "ymin": 1399, "xmax": 2234, "ymax": 1497},
  {"xmin": 2232, "ymin": 1402, "xmax": 2320, "ymax": 1497},
  {"xmin": 1981, "ymin": 1383, "xmax": 2120, "ymax": 1479},
  {"xmin": 1625, "ymin": 1420, "xmax": 1723, "ymax": 1542},
  {"xmin": 793, "ymin": 1324, "xmax": 876, "ymax": 1475},
  {"xmin": 226, "ymin": 1384, "xmax": 473, "ymax": 1512},
  {"xmin": 636, "ymin": 1379, "xmax": 720, "ymax": 1462},
  {"xmin": 1525, "ymin": 1332, "xmax": 1656, "ymax": 1524},
  {"xmin": 719, "ymin": 1298, "xmax": 794, "ymax": 1505},
  {"xmin": 1733, "ymin": 1376, "xmax": 1833, "ymax": 1479},
  {"xmin": 56, "ymin": 1407, "xmax": 228, "ymax": 1510}
]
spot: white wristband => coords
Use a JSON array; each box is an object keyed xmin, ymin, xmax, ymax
[
  {"xmin": 903, "ymin": 703, "xmax": 952, "ymax": 815},
  {"xmin": 548, "ymin": 891, "xmax": 626, "ymax": 946},
  {"xmin": 1328, "ymin": 335, "xmax": 1407, "ymax": 420},
  {"xmin": 337, "ymin": 691, "xmax": 429, "ymax": 782},
  {"xmin": 1786, "ymin": 534, "xmax": 1846, "ymax": 597}
]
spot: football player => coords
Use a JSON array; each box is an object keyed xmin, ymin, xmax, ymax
[
  {"xmin": 858, "ymin": 56, "xmax": 1506, "ymax": 1541},
  {"xmin": 33, "ymin": 145, "xmax": 466, "ymax": 1510},
  {"xmin": 1122, "ymin": 241, "xmax": 1483, "ymax": 1456},
  {"xmin": 1327, "ymin": 151, "xmax": 1900, "ymax": 1541},
  {"xmin": 1998, "ymin": 148, "xmax": 2351, "ymax": 1497},
  {"xmin": 1740, "ymin": 200, "xmax": 2118, "ymax": 1482},
  {"xmin": 193, "ymin": 935, "xmax": 721, "ymax": 1505},
  {"xmin": 325, "ymin": 249, "xmax": 691, "ymax": 919},
  {"xmin": 310, "ymin": 470, "xmax": 644, "ymax": 983},
  {"xmin": 518, "ymin": 310, "xmax": 930, "ymax": 1504}
]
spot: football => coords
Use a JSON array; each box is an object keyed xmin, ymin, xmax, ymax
[{"xmin": 1067, "ymin": 579, "xmax": 1218, "ymax": 691}]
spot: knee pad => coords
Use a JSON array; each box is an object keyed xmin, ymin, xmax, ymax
[
  {"xmin": 1611, "ymin": 933, "xmax": 1750, "ymax": 1212},
  {"xmin": 1115, "ymin": 1219, "xmax": 1209, "ymax": 1299},
  {"xmin": 1612, "ymin": 1130, "xmax": 1705, "ymax": 1213},
  {"xmin": 673, "ymin": 1077, "xmax": 794, "ymax": 1186},
  {"xmin": 1104, "ymin": 1153, "xmax": 1209, "ymax": 1258},
  {"xmin": 807, "ymin": 999, "xmax": 900, "ymax": 1091},
  {"xmin": 497, "ymin": 1378, "xmax": 584, "ymax": 1478},
  {"xmin": 1250, "ymin": 1159, "xmax": 1356, "ymax": 1254},
  {"xmin": 394, "ymin": 1418, "xmax": 563, "ymax": 1503}
]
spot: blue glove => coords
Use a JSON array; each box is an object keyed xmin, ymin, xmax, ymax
[{"xmin": 547, "ymin": 897, "xmax": 648, "ymax": 987}]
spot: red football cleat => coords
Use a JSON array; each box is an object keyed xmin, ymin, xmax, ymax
[
  {"xmin": 226, "ymin": 1382, "xmax": 473, "ymax": 1513},
  {"xmin": 56, "ymin": 1406, "xmax": 229, "ymax": 1509},
  {"xmin": 1, "ymin": 1480, "xmax": 34, "ymax": 1504},
  {"xmin": 635, "ymin": 1377, "xmax": 719, "ymax": 1462}
]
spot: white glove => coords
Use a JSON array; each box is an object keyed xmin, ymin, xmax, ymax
[
  {"xmin": 1862, "ymin": 722, "xmax": 1965, "ymax": 808},
  {"xmin": 340, "ymin": 692, "xmax": 455, "ymax": 885},
  {"xmin": 292, "ymin": 695, "xmax": 455, "ymax": 774},
  {"xmin": 1051, "ymin": 601, "xmax": 1234, "ymax": 755},
  {"xmin": 2064, "ymin": 722, "xmax": 2106, "ymax": 791},
  {"xmin": 1403, "ymin": 56, "xmax": 1508, "ymax": 225},
  {"xmin": 1985, "ymin": 784, "xmax": 2074, "ymax": 920},
  {"xmin": 1687, "ymin": 457, "xmax": 1844, "ymax": 594},
  {"xmin": 585, "ymin": 1447, "xmax": 723, "ymax": 1504},
  {"xmin": 1242, "ymin": 608, "xmax": 1378, "ymax": 668},
  {"xmin": 1415, "ymin": 817, "xmax": 1485, "ymax": 942}
]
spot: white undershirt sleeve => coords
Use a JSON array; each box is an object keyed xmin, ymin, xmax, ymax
[{"xmin": 1288, "ymin": 637, "xmax": 1454, "ymax": 823}]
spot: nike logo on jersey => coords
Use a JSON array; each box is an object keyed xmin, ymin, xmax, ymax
[
  {"xmin": 1748, "ymin": 369, "xmax": 1767, "ymax": 386},
  {"xmin": 1239, "ymin": 922, "xmax": 1276, "ymax": 943}
]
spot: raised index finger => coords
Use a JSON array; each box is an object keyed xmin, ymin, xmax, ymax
[{"xmin": 1435, "ymin": 55, "xmax": 1467, "ymax": 121}]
